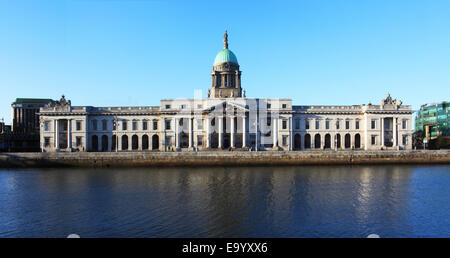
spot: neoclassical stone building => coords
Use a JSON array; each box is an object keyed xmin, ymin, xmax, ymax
[{"xmin": 39, "ymin": 32, "xmax": 413, "ymax": 152}]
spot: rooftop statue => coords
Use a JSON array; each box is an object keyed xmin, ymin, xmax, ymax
[{"xmin": 223, "ymin": 30, "xmax": 228, "ymax": 49}]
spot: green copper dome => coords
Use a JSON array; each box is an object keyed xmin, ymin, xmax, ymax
[{"xmin": 214, "ymin": 49, "xmax": 238, "ymax": 65}]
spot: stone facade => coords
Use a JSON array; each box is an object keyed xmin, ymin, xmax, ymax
[{"xmin": 38, "ymin": 32, "xmax": 413, "ymax": 152}]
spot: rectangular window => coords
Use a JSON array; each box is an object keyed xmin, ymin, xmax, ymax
[
  {"xmin": 371, "ymin": 120, "xmax": 376, "ymax": 129},
  {"xmin": 92, "ymin": 120, "xmax": 97, "ymax": 131},
  {"xmin": 371, "ymin": 135, "xmax": 376, "ymax": 145},
  {"xmin": 102, "ymin": 120, "xmax": 107, "ymax": 131},
  {"xmin": 356, "ymin": 120, "xmax": 360, "ymax": 130},
  {"xmin": 295, "ymin": 119, "xmax": 300, "ymax": 129},
  {"xmin": 282, "ymin": 120, "xmax": 287, "ymax": 129},
  {"xmin": 153, "ymin": 120, "xmax": 158, "ymax": 130},
  {"xmin": 76, "ymin": 121, "xmax": 81, "ymax": 131},
  {"xmin": 267, "ymin": 117, "xmax": 271, "ymax": 126},
  {"xmin": 315, "ymin": 120, "xmax": 319, "ymax": 129},
  {"xmin": 282, "ymin": 104, "xmax": 287, "ymax": 109},
  {"xmin": 267, "ymin": 103, "xmax": 271, "ymax": 109},
  {"xmin": 165, "ymin": 120, "xmax": 171, "ymax": 130},
  {"xmin": 282, "ymin": 135, "xmax": 288, "ymax": 146},
  {"xmin": 326, "ymin": 120, "xmax": 330, "ymax": 130},
  {"xmin": 346, "ymin": 120, "xmax": 350, "ymax": 130},
  {"xmin": 402, "ymin": 120, "xmax": 407, "ymax": 129},
  {"xmin": 165, "ymin": 136, "xmax": 172, "ymax": 146},
  {"xmin": 76, "ymin": 136, "xmax": 82, "ymax": 147},
  {"xmin": 402, "ymin": 135, "xmax": 407, "ymax": 145},
  {"xmin": 336, "ymin": 120, "xmax": 340, "ymax": 130},
  {"xmin": 44, "ymin": 137, "xmax": 50, "ymax": 147},
  {"xmin": 44, "ymin": 121, "xmax": 49, "ymax": 131},
  {"xmin": 305, "ymin": 120, "xmax": 309, "ymax": 129},
  {"xmin": 132, "ymin": 121, "xmax": 137, "ymax": 130},
  {"xmin": 197, "ymin": 135, "xmax": 203, "ymax": 146},
  {"xmin": 197, "ymin": 119, "xmax": 203, "ymax": 130},
  {"xmin": 143, "ymin": 121, "xmax": 148, "ymax": 130},
  {"xmin": 165, "ymin": 104, "xmax": 171, "ymax": 109},
  {"xmin": 112, "ymin": 120, "xmax": 116, "ymax": 130},
  {"xmin": 122, "ymin": 121, "xmax": 127, "ymax": 131},
  {"xmin": 180, "ymin": 104, "xmax": 186, "ymax": 109}
]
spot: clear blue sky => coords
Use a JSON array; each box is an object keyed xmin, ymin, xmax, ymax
[{"xmin": 1, "ymin": 0, "xmax": 449, "ymax": 124}]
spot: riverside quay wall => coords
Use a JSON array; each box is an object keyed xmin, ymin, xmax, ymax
[{"xmin": 0, "ymin": 150, "xmax": 449, "ymax": 168}]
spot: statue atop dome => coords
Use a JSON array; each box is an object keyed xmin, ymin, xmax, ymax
[{"xmin": 224, "ymin": 30, "xmax": 228, "ymax": 49}]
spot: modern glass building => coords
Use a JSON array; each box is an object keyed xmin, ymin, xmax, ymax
[{"xmin": 415, "ymin": 101, "xmax": 449, "ymax": 138}]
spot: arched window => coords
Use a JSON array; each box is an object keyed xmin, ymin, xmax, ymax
[
  {"xmin": 336, "ymin": 134, "xmax": 341, "ymax": 148},
  {"xmin": 294, "ymin": 134, "xmax": 301, "ymax": 150},
  {"xmin": 132, "ymin": 135, "xmax": 139, "ymax": 150},
  {"xmin": 304, "ymin": 134, "xmax": 311, "ymax": 149},
  {"xmin": 314, "ymin": 134, "xmax": 321, "ymax": 149},
  {"xmin": 324, "ymin": 134, "xmax": 331, "ymax": 149},
  {"xmin": 121, "ymin": 135, "xmax": 128, "ymax": 150},
  {"xmin": 152, "ymin": 134, "xmax": 159, "ymax": 150},
  {"xmin": 345, "ymin": 133, "xmax": 351, "ymax": 148},
  {"xmin": 355, "ymin": 134, "xmax": 361, "ymax": 149},
  {"xmin": 101, "ymin": 135, "xmax": 108, "ymax": 151},
  {"xmin": 92, "ymin": 135, "xmax": 98, "ymax": 151},
  {"xmin": 142, "ymin": 135, "xmax": 149, "ymax": 150}
]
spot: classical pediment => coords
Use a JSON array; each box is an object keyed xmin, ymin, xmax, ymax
[{"xmin": 203, "ymin": 101, "xmax": 249, "ymax": 114}]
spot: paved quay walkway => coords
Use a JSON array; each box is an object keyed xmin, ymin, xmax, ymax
[{"xmin": 0, "ymin": 150, "xmax": 449, "ymax": 168}]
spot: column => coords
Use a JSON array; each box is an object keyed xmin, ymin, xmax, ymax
[
  {"xmin": 218, "ymin": 116, "xmax": 223, "ymax": 149},
  {"xmin": 163, "ymin": 124, "xmax": 167, "ymax": 152},
  {"xmin": 301, "ymin": 133, "xmax": 305, "ymax": 150},
  {"xmin": 364, "ymin": 114, "xmax": 368, "ymax": 150},
  {"xmin": 175, "ymin": 118, "xmax": 180, "ymax": 149},
  {"xmin": 108, "ymin": 134, "xmax": 112, "ymax": 151},
  {"xmin": 84, "ymin": 118, "xmax": 88, "ymax": 152},
  {"xmin": 289, "ymin": 117, "xmax": 293, "ymax": 151},
  {"xmin": 350, "ymin": 133, "xmax": 354, "ymax": 149},
  {"xmin": 206, "ymin": 117, "xmax": 210, "ymax": 148},
  {"xmin": 255, "ymin": 115, "xmax": 259, "ymax": 151},
  {"xmin": 67, "ymin": 119, "xmax": 72, "ymax": 150},
  {"xmin": 331, "ymin": 133, "xmax": 335, "ymax": 150},
  {"xmin": 393, "ymin": 117, "xmax": 397, "ymax": 146},
  {"xmin": 273, "ymin": 117, "xmax": 278, "ymax": 147},
  {"xmin": 55, "ymin": 120, "xmax": 59, "ymax": 149},
  {"xmin": 128, "ymin": 135, "xmax": 132, "ymax": 151},
  {"xmin": 98, "ymin": 135, "xmax": 103, "ymax": 152},
  {"xmin": 242, "ymin": 116, "xmax": 247, "ymax": 147},
  {"xmin": 118, "ymin": 134, "xmax": 122, "ymax": 151},
  {"xmin": 189, "ymin": 117, "xmax": 193, "ymax": 148},
  {"xmin": 108, "ymin": 135, "xmax": 112, "ymax": 151},
  {"xmin": 230, "ymin": 116, "xmax": 235, "ymax": 148},
  {"xmin": 380, "ymin": 117, "xmax": 384, "ymax": 147},
  {"xmin": 162, "ymin": 119, "xmax": 166, "ymax": 152}
]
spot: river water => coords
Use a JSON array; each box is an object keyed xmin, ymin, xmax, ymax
[{"xmin": 0, "ymin": 165, "xmax": 449, "ymax": 238}]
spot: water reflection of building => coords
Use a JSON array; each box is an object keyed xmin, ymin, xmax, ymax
[{"xmin": 38, "ymin": 32, "xmax": 413, "ymax": 152}]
